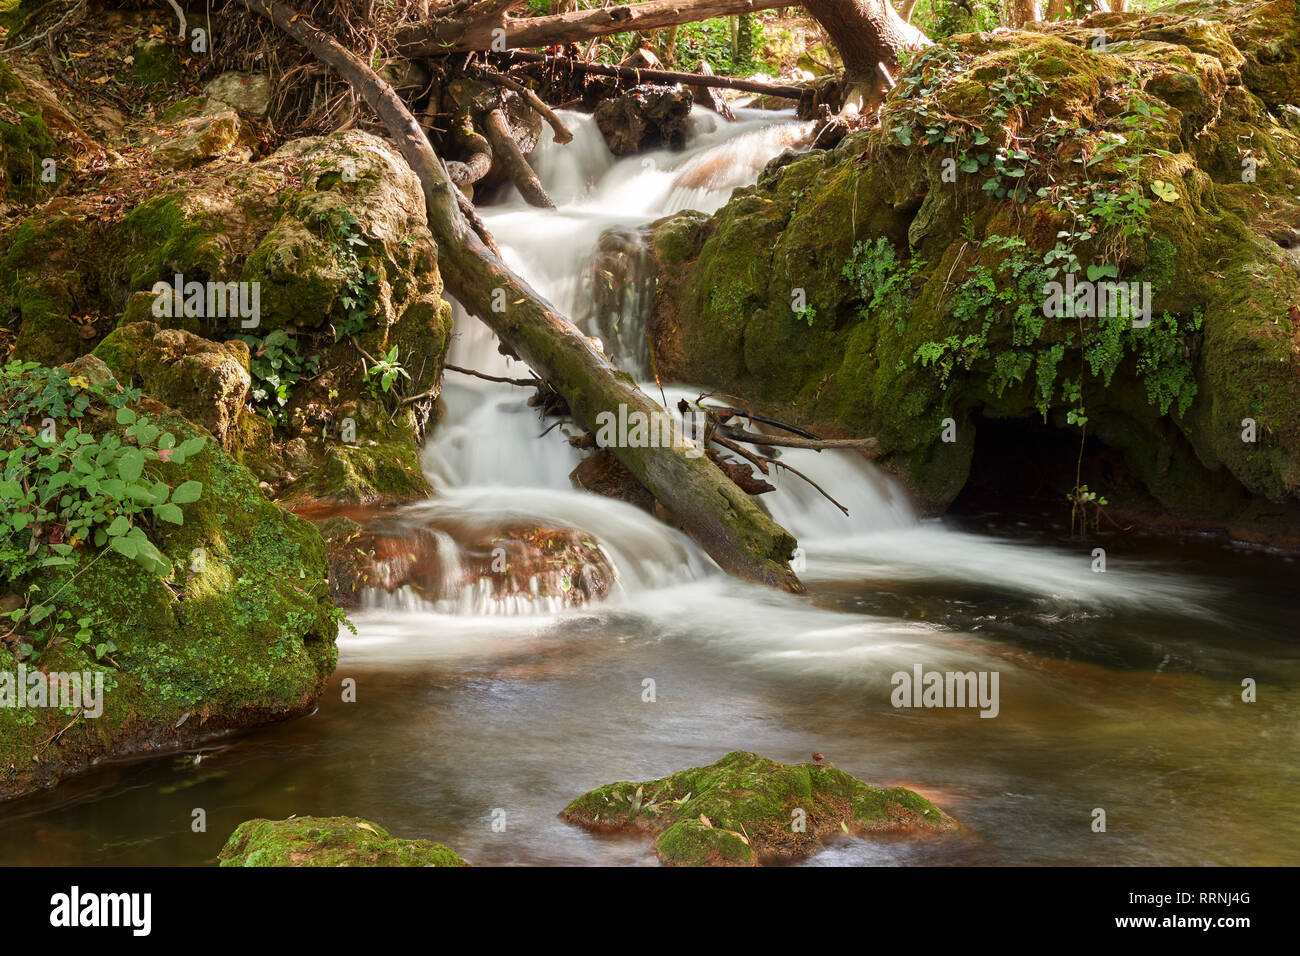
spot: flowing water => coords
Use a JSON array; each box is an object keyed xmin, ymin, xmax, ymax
[{"xmin": 2, "ymin": 110, "xmax": 1298, "ymax": 867}]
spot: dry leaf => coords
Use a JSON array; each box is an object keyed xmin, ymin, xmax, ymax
[
  {"xmin": 355, "ymin": 822, "xmax": 379, "ymax": 834},
  {"xmin": 699, "ymin": 814, "xmax": 713, "ymax": 829}
]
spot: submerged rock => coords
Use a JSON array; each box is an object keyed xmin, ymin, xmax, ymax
[
  {"xmin": 562, "ymin": 751, "xmax": 955, "ymax": 866},
  {"xmin": 219, "ymin": 816, "xmax": 468, "ymax": 867}
]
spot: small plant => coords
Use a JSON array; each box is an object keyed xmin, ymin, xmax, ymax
[
  {"xmin": 0, "ymin": 362, "xmax": 207, "ymax": 661},
  {"xmin": 236, "ymin": 329, "xmax": 320, "ymax": 425},
  {"xmin": 842, "ymin": 237, "xmax": 924, "ymax": 333},
  {"xmin": 363, "ymin": 346, "xmax": 410, "ymax": 400},
  {"xmin": 321, "ymin": 209, "xmax": 378, "ymax": 341}
]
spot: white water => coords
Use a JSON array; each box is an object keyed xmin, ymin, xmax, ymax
[{"xmin": 359, "ymin": 106, "xmax": 1212, "ymax": 643}]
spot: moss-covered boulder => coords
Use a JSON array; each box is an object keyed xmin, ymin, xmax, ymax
[
  {"xmin": 0, "ymin": 361, "xmax": 339, "ymax": 801},
  {"xmin": 562, "ymin": 751, "xmax": 955, "ymax": 866},
  {"xmin": 0, "ymin": 58, "xmax": 56, "ymax": 205},
  {"xmin": 219, "ymin": 816, "xmax": 468, "ymax": 867},
  {"xmin": 1, "ymin": 129, "xmax": 453, "ymax": 507},
  {"xmin": 93, "ymin": 323, "xmax": 252, "ymax": 451},
  {"xmin": 650, "ymin": 2, "xmax": 1300, "ymax": 539}
]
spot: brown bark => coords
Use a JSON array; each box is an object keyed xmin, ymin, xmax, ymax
[
  {"xmin": 236, "ymin": 0, "xmax": 804, "ymax": 592},
  {"xmin": 1010, "ymin": 0, "xmax": 1043, "ymax": 26},
  {"xmin": 483, "ymin": 106, "xmax": 554, "ymax": 207},
  {"xmin": 800, "ymin": 0, "xmax": 927, "ymax": 105},
  {"xmin": 398, "ymin": 0, "xmax": 793, "ymax": 56},
  {"xmin": 503, "ymin": 50, "xmax": 812, "ymax": 101}
]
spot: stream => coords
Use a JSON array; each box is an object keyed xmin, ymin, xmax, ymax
[{"xmin": 1, "ymin": 109, "xmax": 1297, "ymax": 867}]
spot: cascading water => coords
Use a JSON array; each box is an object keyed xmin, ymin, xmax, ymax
[{"xmin": 13, "ymin": 106, "xmax": 1295, "ymax": 869}]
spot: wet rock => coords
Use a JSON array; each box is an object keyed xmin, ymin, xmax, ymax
[
  {"xmin": 594, "ymin": 86, "xmax": 693, "ymax": 155},
  {"xmin": 570, "ymin": 449, "xmax": 656, "ymax": 512},
  {"xmin": 219, "ymin": 816, "xmax": 468, "ymax": 867},
  {"xmin": 310, "ymin": 510, "xmax": 616, "ymax": 612},
  {"xmin": 563, "ymin": 751, "xmax": 955, "ymax": 866}
]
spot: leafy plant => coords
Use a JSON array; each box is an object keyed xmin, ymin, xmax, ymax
[
  {"xmin": 842, "ymin": 237, "xmax": 925, "ymax": 333},
  {"xmin": 362, "ymin": 346, "xmax": 410, "ymax": 400},
  {"xmin": 235, "ymin": 328, "xmax": 320, "ymax": 425},
  {"xmin": 0, "ymin": 362, "xmax": 207, "ymax": 659}
]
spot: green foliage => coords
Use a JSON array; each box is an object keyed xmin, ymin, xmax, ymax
[
  {"xmin": 0, "ymin": 362, "xmax": 207, "ymax": 660},
  {"xmin": 362, "ymin": 346, "xmax": 410, "ymax": 401},
  {"xmin": 235, "ymin": 328, "xmax": 320, "ymax": 425},
  {"xmin": 842, "ymin": 238, "xmax": 924, "ymax": 334},
  {"xmin": 319, "ymin": 209, "xmax": 377, "ymax": 342}
]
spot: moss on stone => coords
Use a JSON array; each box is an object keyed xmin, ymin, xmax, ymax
[
  {"xmin": 0, "ymin": 366, "xmax": 339, "ymax": 801},
  {"xmin": 562, "ymin": 751, "xmax": 954, "ymax": 866},
  {"xmin": 650, "ymin": 2, "xmax": 1300, "ymax": 528},
  {"xmin": 219, "ymin": 816, "xmax": 468, "ymax": 867}
]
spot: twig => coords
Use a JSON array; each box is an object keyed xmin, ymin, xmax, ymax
[
  {"xmin": 3, "ymin": 0, "xmax": 87, "ymax": 52},
  {"xmin": 444, "ymin": 363, "xmax": 543, "ymax": 388},
  {"xmin": 770, "ymin": 459, "xmax": 850, "ymax": 516},
  {"xmin": 718, "ymin": 426, "xmax": 880, "ymax": 454}
]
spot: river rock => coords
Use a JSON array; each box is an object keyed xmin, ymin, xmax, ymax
[
  {"xmin": 0, "ymin": 363, "xmax": 339, "ymax": 802},
  {"xmin": 562, "ymin": 751, "xmax": 955, "ymax": 866},
  {"xmin": 646, "ymin": 1, "xmax": 1300, "ymax": 543},
  {"xmin": 595, "ymin": 86, "xmax": 693, "ymax": 156},
  {"xmin": 219, "ymin": 816, "xmax": 468, "ymax": 867}
]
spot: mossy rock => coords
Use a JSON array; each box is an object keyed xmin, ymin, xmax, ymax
[
  {"xmin": 1, "ymin": 129, "xmax": 453, "ymax": 506},
  {"xmin": 562, "ymin": 751, "xmax": 955, "ymax": 866},
  {"xmin": 93, "ymin": 323, "xmax": 252, "ymax": 451},
  {"xmin": 0, "ymin": 362, "xmax": 339, "ymax": 801},
  {"xmin": 0, "ymin": 59, "xmax": 56, "ymax": 205},
  {"xmin": 650, "ymin": 2, "xmax": 1300, "ymax": 534},
  {"xmin": 219, "ymin": 816, "xmax": 468, "ymax": 867}
]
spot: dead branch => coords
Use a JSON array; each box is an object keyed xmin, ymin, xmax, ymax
[
  {"xmin": 502, "ymin": 50, "xmax": 812, "ymax": 101},
  {"xmin": 482, "ymin": 107, "xmax": 555, "ymax": 208}
]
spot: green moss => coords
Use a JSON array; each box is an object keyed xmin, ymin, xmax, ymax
[
  {"xmin": 562, "ymin": 751, "xmax": 953, "ymax": 866},
  {"xmin": 652, "ymin": 2, "xmax": 1300, "ymax": 520},
  {"xmin": 0, "ymin": 59, "xmax": 57, "ymax": 204},
  {"xmin": 0, "ymin": 376, "xmax": 339, "ymax": 800},
  {"xmin": 219, "ymin": 816, "xmax": 468, "ymax": 867}
]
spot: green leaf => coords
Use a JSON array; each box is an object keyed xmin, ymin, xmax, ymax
[
  {"xmin": 117, "ymin": 448, "xmax": 145, "ymax": 482},
  {"xmin": 107, "ymin": 515, "xmax": 131, "ymax": 537},
  {"xmin": 109, "ymin": 534, "xmax": 140, "ymax": 559},
  {"xmin": 116, "ymin": 406, "xmax": 137, "ymax": 425},
  {"xmin": 170, "ymin": 480, "xmax": 202, "ymax": 504},
  {"xmin": 154, "ymin": 503, "xmax": 184, "ymax": 524}
]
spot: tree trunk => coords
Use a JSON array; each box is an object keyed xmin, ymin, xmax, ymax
[
  {"xmin": 800, "ymin": 0, "xmax": 928, "ymax": 109},
  {"xmin": 237, "ymin": 0, "xmax": 805, "ymax": 592},
  {"xmin": 1010, "ymin": 0, "xmax": 1043, "ymax": 26},
  {"xmin": 399, "ymin": 0, "xmax": 793, "ymax": 56}
]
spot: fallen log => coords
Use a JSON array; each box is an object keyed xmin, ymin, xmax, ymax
[
  {"xmin": 503, "ymin": 51, "xmax": 811, "ymax": 102},
  {"xmin": 689, "ymin": 61, "xmax": 737, "ymax": 122},
  {"xmin": 236, "ymin": 0, "xmax": 804, "ymax": 592},
  {"xmin": 399, "ymin": 0, "xmax": 790, "ymax": 56},
  {"xmin": 483, "ymin": 107, "xmax": 555, "ymax": 207}
]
